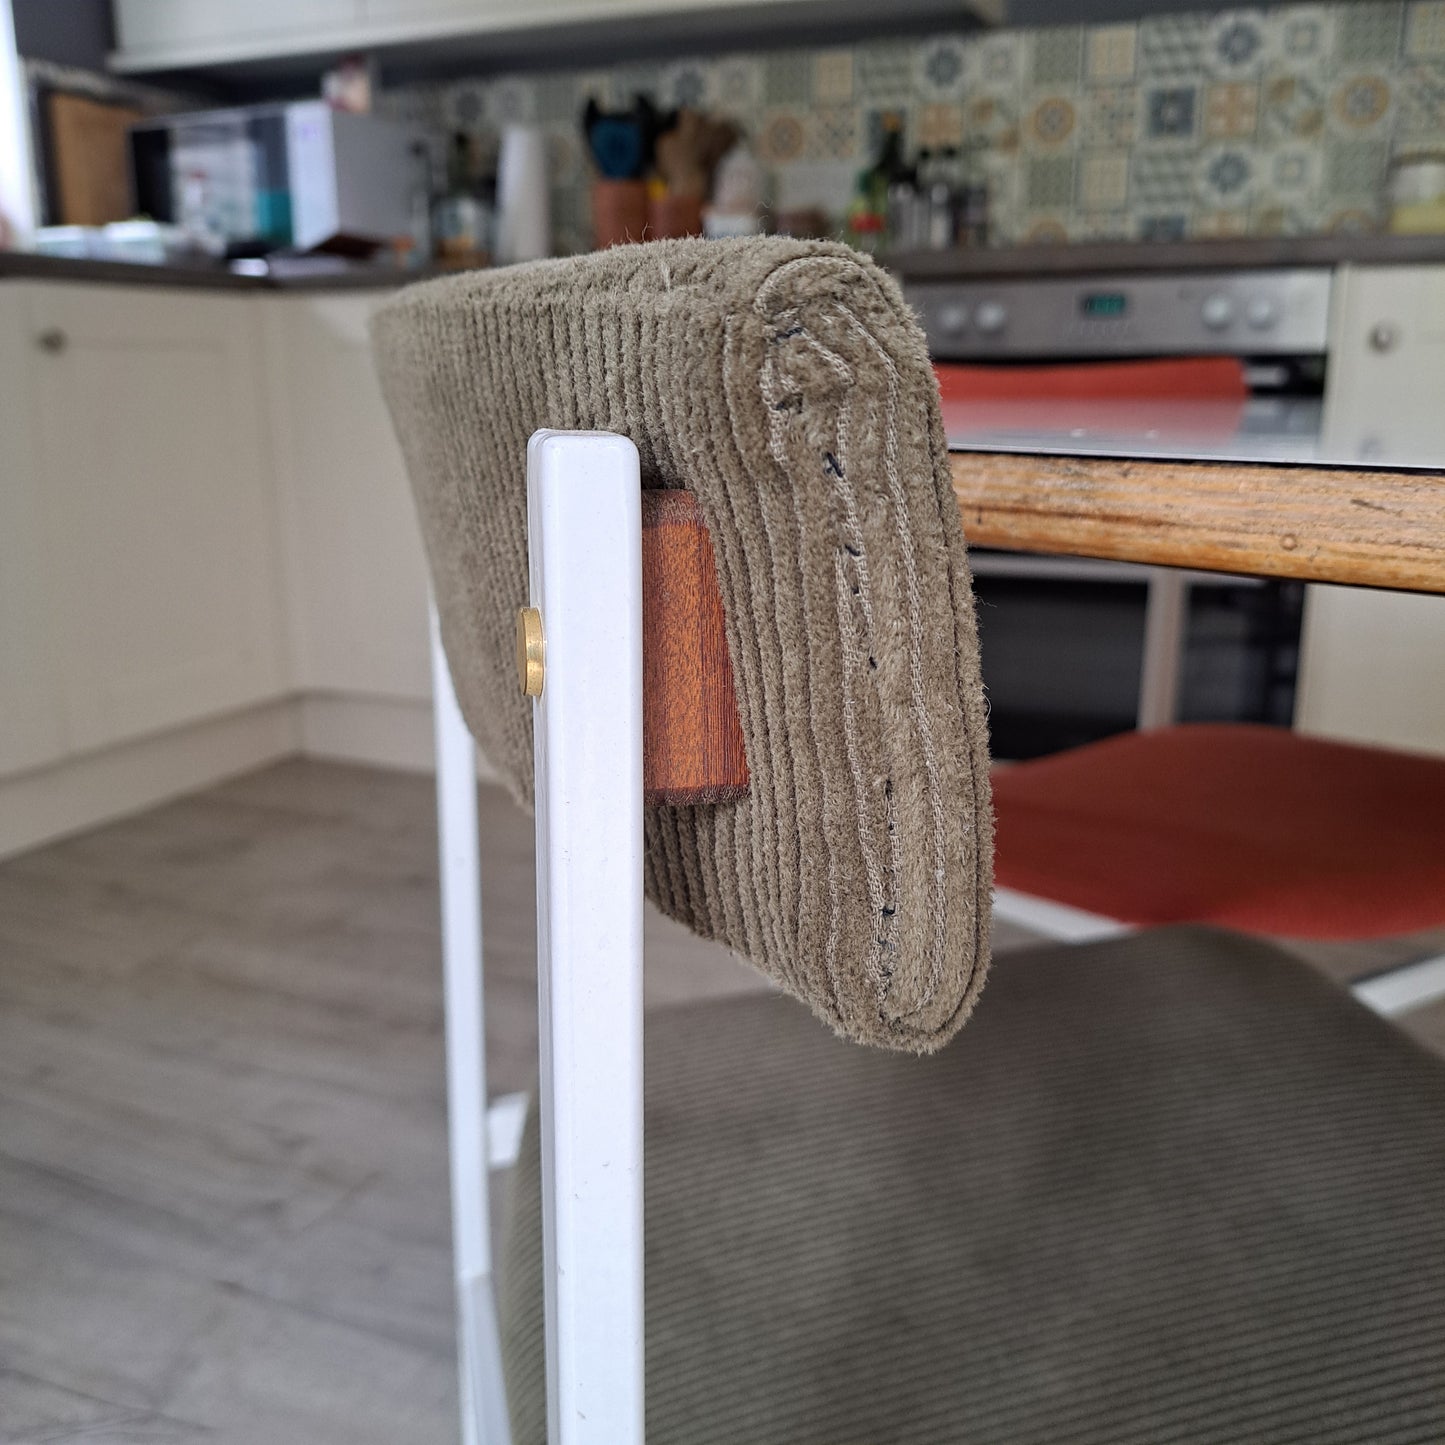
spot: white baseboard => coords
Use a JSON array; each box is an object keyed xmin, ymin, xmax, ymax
[
  {"xmin": 0, "ymin": 699, "xmax": 301, "ymax": 861},
  {"xmin": 296, "ymin": 691, "xmax": 500, "ymax": 783},
  {"xmin": 0, "ymin": 691, "xmax": 502, "ymax": 862},
  {"xmin": 296, "ymin": 692, "xmax": 434, "ymax": 773}
]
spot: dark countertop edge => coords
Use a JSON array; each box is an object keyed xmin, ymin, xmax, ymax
[
  {"xmin": 889, "ymin": 233, "xmax": 1445, "ymax": 280},
  {"xmin": 947, "ymin": 440, "xmax": 1444, "ymax": 473},
  {"xmin": 0, "ymin": 251, "xmax": 454, "ymax": 292},
  {"xmin": 9, "ymin": 232, "xmax": 1445, "ymax": 292}
]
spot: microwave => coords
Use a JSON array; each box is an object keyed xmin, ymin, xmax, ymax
[{"xmin": 131, "ymin": 101, "xmax": 432, "ymax": 254}]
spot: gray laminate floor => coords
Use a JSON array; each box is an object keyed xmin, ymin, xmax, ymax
[
  {"xmin": 0, "ymin": 760, "xmax": 782, "ymax": 1445},
  {"xmin": 1, "ymin": 759, "xmax": 1440, "ymax": 1444}
]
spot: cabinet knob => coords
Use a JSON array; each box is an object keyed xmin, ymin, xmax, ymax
[
  {"xmin": 1368, "ymin": 322, "xmax": 1399, "ymax": 354},
  {"xmin": 974, "ymin": 300, "xmax": 1008, "ymax": 335},
  {"xmin": 36, "ymin": 328, "xmax": 68, "ymax": 354}
]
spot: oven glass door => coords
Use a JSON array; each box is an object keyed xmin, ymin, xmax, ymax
[{"xmin": 972, "ymin": 554, "xmax": 1303, "ymax": 760}]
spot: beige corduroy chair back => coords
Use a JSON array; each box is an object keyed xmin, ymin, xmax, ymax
[{"xmin": 372, "ymin": 236, "xmax": 993, "ymax": 1052}]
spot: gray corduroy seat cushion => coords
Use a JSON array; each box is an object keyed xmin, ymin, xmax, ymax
[
  {"xmin": 372, "ymin": 238, "xmax": 991, "ymax": 1053},
  {"xmin": 500, "ymin": 928, "xmax": 1445, "ymax": 1444}
]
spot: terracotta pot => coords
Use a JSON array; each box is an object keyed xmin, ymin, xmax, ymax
[
  {"xmin": 591, "ymin": 179, "xmax": 649, "ymax": 249},
  {"xmin": 646, "ymin": 193, "xmax": 705, "ymax": 241}
]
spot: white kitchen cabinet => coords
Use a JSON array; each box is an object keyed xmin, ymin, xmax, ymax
[
  {"xmin": 113, "ymin": 0, "xmax": 1000, "ymax": 72},
  {"xmin": 261, "ymin": 291, "xmax": 433, "ymax": 704},
  {"xmin": 113, "ymin": 0, "xmax": 360, "ymax": 68},
  {"xmin": 24, "ymin": 283, "xmax": 287, "ymax": 755},
  {"xmin": 0, "ymin": 288, "xmax": 68, "ymax": 777},
  {"xmin": 1322, "ymin": 264, "xmax": 1445, "ymax": 469},
  {"xmin": 1301, "ymin": 264, "xmax": 1445, "ymax": 757},
  {"xmin": 1297, "ymin": 587, "xmax": 1445, "ymax": 758}
]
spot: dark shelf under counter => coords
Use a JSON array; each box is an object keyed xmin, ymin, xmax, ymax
[{"xmin": 0, "ymin": 250, "xmax": 456, "ymax": 292}]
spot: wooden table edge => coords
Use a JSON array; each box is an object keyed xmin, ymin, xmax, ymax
[{"xmin": 949, "ymin": 450, "xmax": 1445, "ymax": 595}]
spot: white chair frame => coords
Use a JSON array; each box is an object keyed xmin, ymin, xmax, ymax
[
  {"xmin": 430, "ymin": 431, "xmax": 648, "ymax": 1445},
  {"xmin": 429, "ymin": 428, "xmax": 1444, "ymax": 1445}
]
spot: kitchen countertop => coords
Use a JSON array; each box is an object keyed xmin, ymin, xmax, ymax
[
  {"xmin": 944, "ymin": 396, "xmax": 1329, "ymax": 465},
  {"xmin": 890, "ymin": 232, "xmax": 1445, "ymax": 279},
  {"xmin": 948, "ymin": 448, "xmax": 1444, "ymax": 594},
  {"xmin": 0, "ymin": 250, "xmax": 455, "ymax": 291},
  {"xmin": 10, "ymin": 231, "xmax": 1445, "ymax": 293}
]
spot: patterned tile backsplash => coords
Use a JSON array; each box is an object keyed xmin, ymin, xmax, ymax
[{"xmin": 379, "ymin": 1, "xmax": 1445, "ymax": 254}]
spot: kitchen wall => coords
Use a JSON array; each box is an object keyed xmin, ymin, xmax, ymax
[
  {"xmin": 379, "ymin": 0, "xmax": 1445, "ymax": 253},
  {"xmin": 11, "ymin": 0, "xmax": 114, "ymax": 73}
]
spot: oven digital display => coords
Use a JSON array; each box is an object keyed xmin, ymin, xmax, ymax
[{"xmin": 1080, "ymin": 292, "xmax": 1129, "ymax": 318}]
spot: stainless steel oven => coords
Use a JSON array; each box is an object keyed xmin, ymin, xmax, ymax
[
  {"xmin": 902, "ymin": 262, "xmax": 1331, "ymax": 759},
  {"xmin": 966, "ymin": 553, "xmax": 1303, "ymax": 760}
]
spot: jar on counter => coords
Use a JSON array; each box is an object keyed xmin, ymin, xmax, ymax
[{"xmin": 1388, "ymin": 149, "xmax": 1445, "ymax": 235}]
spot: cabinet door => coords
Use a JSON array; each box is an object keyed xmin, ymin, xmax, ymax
[
  {"xmin": 263, "ymin": 294, "xmax": 432, "ymax": 701},
  {"xmin": 1298, "ymin": 586, "xmax": 1445, "ymax": 758},
  {"xmin": 30, "ymin": 286, "xmax": 286, "ymax": 754},
  {"xmin": 1306, "ymin": 265, "xmax": 1445, "ymax": 757},
  {"xmin": 1322, "ymin": 264, "xmax": 1445, "ymax": 467},
  {"xmin": 0, "ymin": 287, "xmax": 68, "ymax": 776}
]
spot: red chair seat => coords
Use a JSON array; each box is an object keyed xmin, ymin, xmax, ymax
[{"xmin": 992, "ymin": 724, "xmax": 1445, "ymax": 939}]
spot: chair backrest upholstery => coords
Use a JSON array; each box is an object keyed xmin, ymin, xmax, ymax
[{"xmin": 372, "ymin": 236, "xmax": 992, "ymax": 1051}]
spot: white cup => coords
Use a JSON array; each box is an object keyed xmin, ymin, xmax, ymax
[{"xmin": 496, "ymin": 124, "xmax": 551, "ymax": 264}]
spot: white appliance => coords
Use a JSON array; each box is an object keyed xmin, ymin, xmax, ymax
[
  {"xmin": 901, "ymin": 249, "xmax": 1445, "ymax": 760},
  {"xmin": 131, "ymin": 101, "xmax": 432, "ymax": 253},
  {"xmin": 903, "ymin": 258, "xmax": 1338, "ymax": 755},
  {"xmin": 909, "ymin": 266, "xmax": 1334, "ymax": 462},
  {"xmin": 495, "ymin": 124, "xmax": 550, "ymax": 264}
]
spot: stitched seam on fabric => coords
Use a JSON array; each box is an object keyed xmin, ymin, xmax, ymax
[
  {"xmin": 832, "ymin": 303, "xmax": 951, "ymax": 1020},
  {"xmin": 797, "ymin": 325, "xmax": 892, "ymax": 992},
  {"xmin": 758, "ymin": 327, "xmax": 846, "ymax": 1017},
  {"xmin": 723, "ymin": 311, "xmax": 824, "ymax": 1007},
  {"xmin": 829, "ymin": 475, "xmax": 892, "ymax": 990},
  {"xmin": 758, "ymin": 258, "xmax": 942, "ymax": 1032},
  {"xmin": 835, "ymin": 557, "xmax": 889, "ymax": 991},
  {"xmin": 720, "ymin": 313, "xmax": 807, "ymax": 998}
]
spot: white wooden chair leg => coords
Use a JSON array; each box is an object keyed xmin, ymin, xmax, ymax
[
  {"xmin": 431, "ymin": 605, "xmax": 511, "ymax": 1445},
  {"xmin": 526, "ymin": 430, "xmax": 646, "ymax": 1445}
]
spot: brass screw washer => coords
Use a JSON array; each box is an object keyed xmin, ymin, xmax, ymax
[{"xmin": 516, "ymin": 607, "xmax": 545, "ymax": 697}]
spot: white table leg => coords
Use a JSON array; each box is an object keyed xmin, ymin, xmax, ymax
[
  {"xmin": 431, "ymin": 605, "xmax": 511, "ymax": 1445},
  {"xmin": 1138, "ymin": 568, "xmax": 1189, "ymax": 731},
  {"xmin": 526, "ymin": 430, "xmax": 646, "ymax": 1445}
]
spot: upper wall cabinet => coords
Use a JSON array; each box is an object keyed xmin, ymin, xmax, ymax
[
  {"xmin": 112, "ymin": 0, "xmax": 359, "ymax": 69},
  {"xmin": 111, "ymin": 0, "xmax": 1002, "ymax": 75}
]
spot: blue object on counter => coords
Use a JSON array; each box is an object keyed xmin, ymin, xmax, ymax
[
  {"xmin": 589, "ymin": 118, "xmax": 646, "ymax": 180},
  {"xmin": 581, "ymin": 95, "xmax": 667, "ymax": 181}
]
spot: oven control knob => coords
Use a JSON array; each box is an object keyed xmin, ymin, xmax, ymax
[
  {"xmin": 936, "ymin": 302, "xmax": 970, "ymax": 335},
  {"xmin": 974, "ymin": 300, "xmax": 1007, "ymax": 335},
  {"xmin": 1246, "ymin": 297, "xmax": 1279, "ymax": 330},
  {"xmin": 1201, "ymin": 294, "xmax": 1234, "ymax": 330}
]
